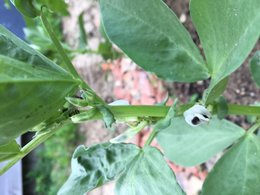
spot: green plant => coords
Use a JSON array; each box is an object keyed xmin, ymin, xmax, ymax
[{"xmin": 0, "ymin": 0, "xmax": 260, "ymax": 195}]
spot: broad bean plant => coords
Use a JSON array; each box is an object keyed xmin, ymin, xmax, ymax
[{"xmin": 1, "ymin": 0, "xmax": 260, "ymax": 194}]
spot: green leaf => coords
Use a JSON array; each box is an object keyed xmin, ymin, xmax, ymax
[
  {"xmin": 154, "ymin": 101, "xmax": 177, "ymax": 131},
  {"xmin": 0, "ymin": 25, "xmax": 79, "ymax": 145},
  {"xmin": 78, "ymin": 12, "xmax": 88, "ymax": 50},
  {"xmin": 190, "ymin": 0, "xmax": 260, "ymax": 84},
  {"xmin": 115, "ymin": 146, "xmax": 184, "ymax": 195},
  {"xmin": 250, "ymin": 51, "xmax": 260, "ymax": 87},
  {"xmin": 156, "ymin": 117, "xmax": 245, "ymax": 166},
  {"xmin": 0, "ymin": 140, "xmax": 21, "ymax": 162},
  {"xmin": 10, "ymin": 0, "xmax": 39, "ymax": 18},
  {"xmin": 204, "ymin": 76, "xmax": 228, "ymax": 104},
  {"xmin": 38, "ymin": 0, "xmax": 69, "ymax": 15},
  {"xmin": 58, "ymin": 143, "xmax": 140, "ymax": 195},
  {"xmin": 98, "ymin": 25, "xmax": 121, "ymax": 60},
  {"xmin": 70, "ymin": 109, "xmax": 97, "ymax": 123},
  {"xmin": 98, "ymin": 42, "xmax": 113, "ymax": 60},
  {"xmin": 202, "ymin": 134, "xmax": 260, "ymax": 195},
  {"xmin": 97, "ymin": 105, "xmax": 115, "ymax": 128},
  {"xmin": 24, "ymin": 25, "xmax": 53, "ymax": 52},
  {"xmin": 99, "ymin": 0, "xmax": 209, "ymax": 82}
]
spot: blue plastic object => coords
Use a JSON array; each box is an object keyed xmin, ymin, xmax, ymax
[{"xmin": 0, "ymin": 0, "xmax": 25, "ymax": 39}]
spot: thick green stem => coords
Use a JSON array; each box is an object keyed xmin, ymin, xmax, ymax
[
  {"xmin": 1, "ymin": 103, "xmax": 258, "ymax": 174},
  {"xmin": 89, "ymin": 104, "xmax": 260, "ymax": 121},
  {"xmin": 228, "ymin": 104, "xmax": 260, "ymax": 116}
]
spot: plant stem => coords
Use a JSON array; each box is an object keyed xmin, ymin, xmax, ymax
[
  {"xmin": 228, "ymin": 104, "xmax": 260, "ymax": 116},
  {"xmin": 247, "ymin": 121, "xmax": 260, "ymax": 135},
  {"xmin": 40, "ymin": 7, "xmax": 105, "ymax": 100},
  {"xmin": 0, "ymin": 122, "xmax": 67, "ymax": 175},
  {"xmin": 144, "ymin": 129, "xmax": 158, "ymax": 147},
  {"xmin": 88, "ymin": 104, "xmax": 260, "ymax": 121},
  {"xmin": 40, "ymin": 7, "xmax": 81, "ymax": 80}
]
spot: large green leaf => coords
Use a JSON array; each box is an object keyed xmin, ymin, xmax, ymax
[
  {"xmin": 115, "ymin": 146, "xmax": 184, "ymax": 195},
  {"xmin": 0, "ymin": 25, "xmax": 79, "ymax": 145},
  {"xmin": 0, "ymin": 140, "xmax": 21, "ymax": 162},
  {"xmin": 58, "ymin": 143, "xmax": 140, "ymax": 195},
  {"xmin": 250, "ymin": 51, "xmax": 260, "ymax": 87},
  {"xmin": 156, "ymin": 117, "xmax": 245, "ymax": 166},
  {"xmin": 190, "ymin": 0, "xmax": 260, "ymax": 85},
  {"xmin": 202, "ymin": 134, "xmax": 260, "ymax": 195},
  {"xmin": 99, "ymin": 0, "xmax": 209, "ymax": 82}
]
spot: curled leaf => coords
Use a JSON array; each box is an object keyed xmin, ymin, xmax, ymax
[{"xmin": 70, "ymin": 109, "xmax": 97, "ymax": 123}]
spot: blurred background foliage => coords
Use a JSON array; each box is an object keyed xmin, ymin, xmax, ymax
[{"xmin": 27, "ymin": 124, "xmax": 82, "ymax": 195}]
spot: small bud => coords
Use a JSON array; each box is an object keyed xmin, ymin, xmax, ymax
[
  {"xmin": 183, "ymin": 104, "xmax": 211, "ymax": 126},
  {"xmin": 71, "ymin": 109, "xmax": 97, "ymax": 123}
]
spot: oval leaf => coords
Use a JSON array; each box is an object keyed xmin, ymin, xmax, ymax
[
  {"xmin": 250, "ymin": 51, "xmax": 260, "ymax": 88},
  {"xmin": 58, "ymin": 143, "xmax": 140, "ymax": 195},
  {"xmin": 202, "ymin": 134, "xmax": 260, "ymax": 195},
  {"xmin": 190, "ymin": 0, "xmax": 260, "ymax": 84},
  {"xmin": 116, "ymin": 146, "xmax": 184, "ymax": 195},
  {"xmin": 0, "ymin": 25, "xmax": 79, "ymax": 145},
  {"xmin": 156, "ymin": 117, "xmax": 245, "ymax": 166},
  {"xmin": 99, "ymin": 0, "xmax": 209, "ymax": 82}
]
